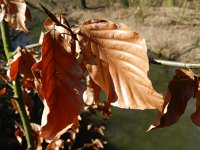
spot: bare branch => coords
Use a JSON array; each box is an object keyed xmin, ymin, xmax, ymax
[
  {"xmin": 154, "ymin": 59, "xmax": 200, "ymax": 69},
  {"xmin": 24, "ymin": 43, "xmax": 42, "ymax": 49}
]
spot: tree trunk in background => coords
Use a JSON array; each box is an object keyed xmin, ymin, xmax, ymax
[
  {"xmin": 155, "ymin": 0, "xmax": 163, "ymax": 6},
  {"xmin": 166, "ymin": 0, "xmax": 175, "ymax": 7},
  {"xmin": 121, "ymin": 0, "xmax": 129, "ymax": 7},
  {"xmin": 128, "ymin": 0, "xmax": 140, "ymax": 7},
  {"xmin": 74, "ymin": 0, "xmax": 87, "ymax": 9}
]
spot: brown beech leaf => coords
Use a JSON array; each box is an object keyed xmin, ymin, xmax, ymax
[
  {"xmin": 22, "ymin": 91, "xmax": 34, "ymax": 115},
  {"xmin": 0, "ymin": 0, "xmax": 31, "ymax": 32},
  {"xmin": 0, "ymin": 87, "xmax": 6, "ymax": 95},
  {"xmin": 10, "ymin": 47, "xmax": 36, "ymax": 81},
  {"xmin": 43, "ymin": 14, "xmax": 78, "ymax": 58},
  {"xmin": 43, "ymin": 15, "xmax": 69, "ymax": 34},
  {"xmin": 77, "ymin": 19, "xmax": 163, "ymax": 110},
  {"xmin": 21, "ymin": 78, "xmax": 35, "ymax": 90},
  {"xmin": 83, "ymin": 87, "xmax": 95, "ymax": 105},
  {"xmin": 32, "ymin": 61, "xmax": 44, "ymax": 100},
  {"xmin": 191, "ymin": 76, "xmax": 200, "ymax": 126},
  {"xmin": 32, "ymin": 30, "xmax": 85, "ymax": 140},
  {"xmin": 90, "ymin": 77, "xmax": 101, "ymax": 103},
  {"xmin": 45, "ymin": 116, "xmax": 79, "ymax": 150},
  {"xmin": 149, "ymin": 69, "xmax": 196, "ymax": 130},
  {"xmin": 83, "ymin": 76, "xmax": 100, "ymax": 105}
]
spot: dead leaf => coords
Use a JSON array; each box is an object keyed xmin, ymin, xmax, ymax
[
  {"xmin": 149, "ymin": 69, "xmax": 196, "ymax": 130},
  {"xmin": 191, "ymin": 76, "xmax": 200, "ymax": 126},
  {"xmin": 32, "ymin": 60, "xmax": 44, "ymax": 101},
  {"xmin": 32, "ymin": 30, "xmax": 85, "ymax": 140},
  {"xmin": 0, "ymin": 87, "xmax": 6, "ymax": 95},
  {"xmin": 45, "ymin": 116, "xmax": 79, "ymax": 150},
  {"xmin": 10, "ymin": 47, "xmax": 35, "ymax": 80},
  {"xmin": 98, "ymin": 102, "xmax": 112, "ymax": 119},
  {"xmin": 0, "ymin": 4, "xmax": 5, "ymax": 22},
  {"xmin": 43, "ymin": 15, "xmax": 69, "ymax": 35},
  {"xmin": 10, "ymin": 47, "xmax": 36, "ymax": 89},
  {"xmin": 83, "ymin": 76, "xmax": 100, "ymax": 105},
  {"xmin": 22, "ymin": 91, "xmax": 34, "ymax": 115},
  {"xmin": 21, "ymin": 78, "xmax": 35, "ymax": 90},
  {"xmin": 43, "ymin": 15, "xmax": 77, "ymax": 58},
  {"xmin": 77, "ymin": 19, "xmax": 163, "ymax": 111},
  {"xmin": 30, "ymin": 123, "xmax": 43, "ymax": 150},
  {"xmin": 90, "ymin": 77, "xmax": 101, "ymax": 103},
  {"xmin": 0, "ymin": 0, "xmax": 31, "ymax": 32},
  {"xmin": 83, "ymin": 87, "xmax": 95, "ymax": 105},
  {"xmin": 15, "ymin": 127, "xmax": 24, "ymax": 145}
]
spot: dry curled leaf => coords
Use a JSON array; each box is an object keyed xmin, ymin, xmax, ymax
[
  {"xmin": 0, "ymin": 0, "xmax": 31, "ymax": 32},
  {"xmin": 32, "ymin": 30, "xmax": 85, "ymax": 140},
  {"xmin": 149, "ymin": 69, "xmax": 196, "ymax": 130},
  {"xmin": 43, "ymin": 15, "xmax": 69, "ymax": 35},
  {"xmin": 77, "ymin": 19, "xmax": 163, "ymax": 111}
]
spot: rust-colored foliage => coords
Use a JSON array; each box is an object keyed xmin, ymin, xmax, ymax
[
  {"xmin": 191, "ymin": 76, "xmax": 200, "ymax": 126},
  {"xmin": 10, "ymin": 47, "xmax": 35, "ymax": 81},
  {"xmin": 77, "ymin": 19, "xmax": 163, "ymax": 111},
  {"xmin": 43, "ymin": 15, "xmax": 69, "ymax": 35},
  {"xmin": 9, "ymin": 47, "xmax": 35, "ymax": 91},
  {"xmin": 0, "ymin": 0, "xmax": 31, "ymax": 32},
  {"xmin": 149, "ymin": 69, "xmax": 200, "ymax": 130},
  {"xmin": 2, "ymin": 3, "xmax": 200, "ymax": 149},
  {"xmin": 0, "ymin": 87, "xmax": 6, "ymax": 95},
  {"xmin": 83, "ymin": 76, "xmax": 100, "ymax": 105},
  {"xmin": 32, "ymin": 30, "xmax": 85, "ymax": 140},
  {"xmin": 22, "ymin": 91, "xmax": 34, "ymax": 115},
  {"xmin": 30, "ymin": 6, "xmax": 166, "ymax": 141}
]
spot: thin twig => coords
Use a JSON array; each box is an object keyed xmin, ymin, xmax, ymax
[
  {"xmin": 24, "ymin": 43, "xmax": 42, "ymax": 49},
  {"xmin": 39, "ymin": 3, "xmax": 77, "ymax": 40},
  {"xmin": 154, "ymin": 59, "xmax": 200, "ymax": 69}
]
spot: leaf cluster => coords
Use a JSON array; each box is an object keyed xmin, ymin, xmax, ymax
[{"xmin": 0, "ymin": 1, "xmax": 200, "ymax": 149}]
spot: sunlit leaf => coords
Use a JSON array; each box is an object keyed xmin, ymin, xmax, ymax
[
  {"xmin": 0, "ymin": 87, "xmax": 6, "ymax": 95},
  {"xmin": 32, "ymin": 30, "xmax": 85, "ymax": 140},
  {"xmin": 77, "ymin": 19, "xmax": 163, "ymax": 110},
  {"xmin": 43, "ymin": 15, "xmax": 68, "ymax": 34},
  {"xmin": 191, "ymin": 76, "xmax": 200, "ymax": 126},
  {"xmin": 0, "ymin": 0, "xmax": 31, "ymax": 32},
  {"xmin": 10, "ymin": 47, "xmax": 35, "ymax": 81},
  {"xmin": 10, "ymin": 47, "xmax": 36, "ymax": 88},
  {"xmin": 149, "ymin": 69, "xmax": 196, "ymax": 130},
  {"xmin": 83, "ymin": 87, "xmax": 95, "ymax": 105},
  {"xmin": 43, "ymin": 15, "xmax": 77, "ymax": 57}
]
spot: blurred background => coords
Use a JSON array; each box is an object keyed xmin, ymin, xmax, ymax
[{"xmin": 1, "ymin": 0, "xmax": 200, "ymax": 149}]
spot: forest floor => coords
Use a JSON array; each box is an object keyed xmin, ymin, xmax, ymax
[{"xmin": 26, "ymin": 0, "xmax": 200, "ymax": 63}]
